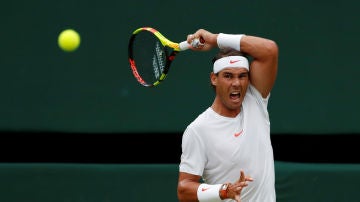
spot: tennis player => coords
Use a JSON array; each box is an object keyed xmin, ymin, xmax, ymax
[{"xmin": 177, "ymin": 29, "xmax": 278, "ymax": 202}]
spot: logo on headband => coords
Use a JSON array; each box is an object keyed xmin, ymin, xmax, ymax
[
  {"xmin": 213, "ymin": 56, "xmax": 249, "ymax": 73},
  {"xmin": 229, "ymin": 60, "xmax": 241, "ymax": 64}
]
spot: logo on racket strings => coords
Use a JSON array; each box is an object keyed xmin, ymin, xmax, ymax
[{"xmin": 153, "ymin": 41, "xmax": 165, "ymax": 79}]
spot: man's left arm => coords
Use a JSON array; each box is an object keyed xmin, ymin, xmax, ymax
[{"xmin": 240, "ymin": 35, "xmax": 278, "ymax": 98}]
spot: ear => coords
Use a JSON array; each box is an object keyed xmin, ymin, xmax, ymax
[{"xmin": 210, "ymin": 72, "xmax": 217, "ymax": 86}]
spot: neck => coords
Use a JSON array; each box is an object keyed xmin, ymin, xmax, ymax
[{"xmin": 211, "ymin": 98, "xmax": 241, "ymax": 118}]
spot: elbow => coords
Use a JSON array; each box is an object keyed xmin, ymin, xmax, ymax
[
  {"xmin": 177, "ymin": 184, "xmax": 187, "ymax": 202},
  {"xmin": 264, "ymin": 39, "xmax": 279, "ymax": 59}
]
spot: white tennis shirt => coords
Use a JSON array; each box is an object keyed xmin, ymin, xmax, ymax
[{"xmin": 179, "ymin": 84, "xmax": 276, "ymax": 202}]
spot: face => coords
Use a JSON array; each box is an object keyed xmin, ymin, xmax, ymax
[{"xmin": 211, "ymin": 67, "xmax": 249, "ymax": 116}]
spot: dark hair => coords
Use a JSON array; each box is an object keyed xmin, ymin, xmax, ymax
[{"xmin": 212, "ymin": 48, "xmax": 246, "ymax": 64}]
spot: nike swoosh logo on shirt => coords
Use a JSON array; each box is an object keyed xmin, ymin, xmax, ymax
[{"xmin": 234, "ymin": 129, "xmax": 243, "ymax": 137}]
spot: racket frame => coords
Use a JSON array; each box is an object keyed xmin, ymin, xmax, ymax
[{"xmin": 128, "ymin": 27, "xmax": 183, "ymax": 87}]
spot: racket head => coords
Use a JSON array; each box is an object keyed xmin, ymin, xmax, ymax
[{"xmin": 128, "ymin": 27, "xmax": 180, "ymax": 87}]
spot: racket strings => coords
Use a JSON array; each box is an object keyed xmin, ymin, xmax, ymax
[{"xmin": 131, "ymin": 31, "xmax": 168, "ymax": 86}]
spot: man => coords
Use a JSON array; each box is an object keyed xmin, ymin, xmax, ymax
[{"xmin": 177, "ymin": 29, "xmax": 278, "ymax": 202}]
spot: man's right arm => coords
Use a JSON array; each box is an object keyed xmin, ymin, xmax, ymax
[
  {"xmin": 177, "ymin": 171, "xmax": 253, "ymax": 202},
  {"xmin": 177, "ymin": 172, "xmax": 202, "ymax": 202}
]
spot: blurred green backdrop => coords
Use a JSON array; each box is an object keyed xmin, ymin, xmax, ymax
[{"xmin": 1, "ymin": 0, "xmax": 359, "ymax": 134}]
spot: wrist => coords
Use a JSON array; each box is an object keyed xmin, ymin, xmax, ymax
[
  {"xmin": 197, "ymin": 183, "xmax": 222, "ymax": 202},
  {"xmin": 219, "ymin": 183, "xmax": 230, "ymax": 200},
  {"xmin": 217, "ymin": 33, "xmax": 244, "ymax": 51}
]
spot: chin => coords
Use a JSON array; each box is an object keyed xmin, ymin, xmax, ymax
[{"xmin": 227, "ymin": 104, "xmax": 241, "ymax": 111}]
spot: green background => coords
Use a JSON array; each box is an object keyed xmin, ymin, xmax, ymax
[
  {"xmin": 1, "ymin": 162, "xmax": 360, "ymax": 202},
  {"xmin": 1, "ymin": 1, "xmax": 360, "ymax": 201},
  {"xmin": 1, "ymin": 0, "xmax": 359, "ymax": 134}
]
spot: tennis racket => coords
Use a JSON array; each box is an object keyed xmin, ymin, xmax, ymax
[{"xmin": 128, "ymin": 27, "xmax": 203, "ymax": 87}]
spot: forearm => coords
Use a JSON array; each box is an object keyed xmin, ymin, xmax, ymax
[
  {"xmin": 190, "ymin": 30, "xmax": 278, "ymax": 64},
  {"xmin": 240, "ymin": 35, "xmax": 278, "ymax": 62},
  {"xmin": 177, "ymin": 180, "xmax": 201, "ymax": 202}
]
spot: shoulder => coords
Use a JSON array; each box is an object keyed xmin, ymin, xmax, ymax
[
  {"xmin": 183, "ymin": 107, "xmax": 217, "ymax": 141},
  {"xmin": 187, "ymin": 107, "xmax": 212, "ymax": 128}
]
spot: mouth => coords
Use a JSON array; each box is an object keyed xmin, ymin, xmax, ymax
[{"xmin": 230, "ymin": 92, "xmax": 241, "ymax": 100}]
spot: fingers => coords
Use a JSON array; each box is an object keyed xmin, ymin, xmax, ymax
[
  {"xmin": 187, "ymin": 33, "xmax": 201, "ymax": 43},
  {"xmin": 187, "ymin": 29, "xmax": 208, "ymax": 48},
  {"xmin": 186, "ymin": 29, "xmax": 216, "ymax": 51},
  {"xmin": 187, "ymin": 29, "xmax": 202, "ymax": 42},
  {"xmin": 235, "ymin": 181, "xmax": 249, "ymax": 190},
  {"xmin": 226, "ymin": 170, "xmax": 253, "ymax": 201},
  {"xmin": 245, "ymin": 176, "xmax": 254, "ymax": 182},
  {"xmin": 226, "ymin": 181, "xmax": 248, "ymax": 200},
  {"xmin": 187, "ymin": 34, "xmax": 195, "ymax": 42},
  {"xmin": 187, "ymin": 34, "xmax": 204, "ymax": 49},
  {"xmin": 238, "ymin": 170, "xmax": 254, "ymax": 182},
  {"xmin": 240, "ymin": 170, "xmax": 245, "ymax": 182}
]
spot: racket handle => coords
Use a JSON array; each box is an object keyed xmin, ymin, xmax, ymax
[
  {"xmin": 179, "ymin": 38, "xmax": 204, "ymax": 50},
  {"xmin": 179, "ymin": 41, "xmax": 191, "ymax": 50}
]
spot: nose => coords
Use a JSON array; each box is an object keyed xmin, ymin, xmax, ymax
[{"xmin": 232, "ymin": 78, "xmax": 241, "ymax": 86}]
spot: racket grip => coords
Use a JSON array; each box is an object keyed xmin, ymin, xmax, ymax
[
  {"xmin": 179, "ymin": 41, "xmax": 191, "ymax": 50},
  {"xmin": 179, "ymin": 38, "xmax": 204, "ymax": 51}
]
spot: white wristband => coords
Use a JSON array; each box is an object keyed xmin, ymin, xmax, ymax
[
  {"xmin": 197, "ymin": 183, "xmax": 222, "ymax": 202},
  {"xmin": 217, "ymin": 33, "xmax": 244, "ymax": 51}
]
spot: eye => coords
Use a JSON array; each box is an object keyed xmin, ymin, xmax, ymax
[
  {"xmin": 223, "ymin": 73, "xmax": 232, "ymax": 79},
  {"xmin": 239, "ymin": 73, "xmax": 248, "ymax": 79}
]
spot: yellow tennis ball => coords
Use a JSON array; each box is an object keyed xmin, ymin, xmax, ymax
[{"xmin": 58, "ymin": 29, "xmax": 81, "ymax": 52}]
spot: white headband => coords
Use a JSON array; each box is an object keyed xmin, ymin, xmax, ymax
[{"xmin": 213, "ymin": 56, "xmax": 249, "ymax": 73}]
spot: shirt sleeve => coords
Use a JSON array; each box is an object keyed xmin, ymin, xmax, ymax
[
  {"xmin": 179, "ymin": 125, "xmax": 206, "ymax": 176},
  {"xmin": 248, "ymin": 84, "xmax": 270, "ymax": 106},
  {"xmin": 248, "ymin": 84, "xmax": 270, "ymax": 122}
]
